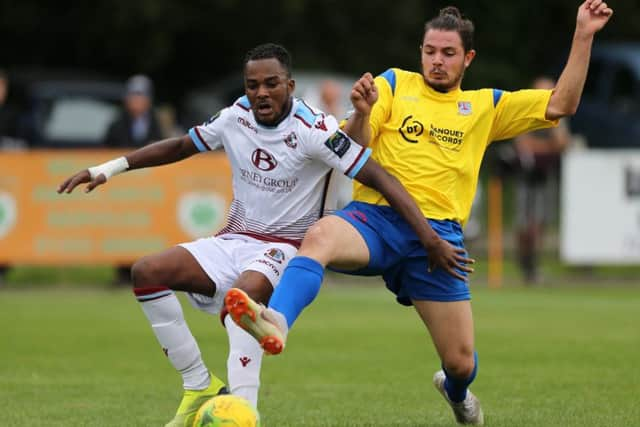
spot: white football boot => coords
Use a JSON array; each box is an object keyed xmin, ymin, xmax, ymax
[{"xmin": 433, "ymin": 370, "xmax": 484, "ymax": 425}]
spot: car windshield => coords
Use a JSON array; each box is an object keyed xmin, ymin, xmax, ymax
[{"xmin": 42, "ymin": 96, "xmax": 119, "ymax": 144}]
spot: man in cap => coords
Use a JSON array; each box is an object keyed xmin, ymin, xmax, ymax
[
  {"xmin": 103, "ymin": 74, "xmax": 163, "ymax": 147},
  {"xmin": 103, "ymin": 74, "xmax": 166, "ymax": 285}
]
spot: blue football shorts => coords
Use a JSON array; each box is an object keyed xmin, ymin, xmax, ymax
[{"xmin": 331, "ymin": 201, "xmax": 471, "ymax": 305}]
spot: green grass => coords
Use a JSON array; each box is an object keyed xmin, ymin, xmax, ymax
[
  {"xmin": 5, "ymin": 254, "xmax": 640, "ymax": 288},
  {"xmin": 1, "ymin": 281, "xmax": 639, "ymax": 426}
]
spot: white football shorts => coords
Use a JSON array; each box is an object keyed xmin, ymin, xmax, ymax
[{"xmin": 179, "ymin": 233, "xmax": 297, "ymax": 314}]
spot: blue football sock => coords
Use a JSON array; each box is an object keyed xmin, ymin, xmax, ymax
[
  {"xmin": 444, "ymin": 352, "xmax": 478, "ymax": 403},
  {"xmin": 269, "ymin": 256, "xmax": 325, "ymax": 328}
]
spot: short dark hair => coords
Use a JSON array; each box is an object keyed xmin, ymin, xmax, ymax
[
  {"xmin": 424, "ymin": 6, "xmax": 475, "ymax": 52},
  {"xmin": 243, "ymin": 43, "xmax": 292, "ymax": 77}
]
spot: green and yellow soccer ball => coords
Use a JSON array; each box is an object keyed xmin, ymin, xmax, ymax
[{"xmin": 192, "ymin": 395, "xmax": 261, "ymax": 427}]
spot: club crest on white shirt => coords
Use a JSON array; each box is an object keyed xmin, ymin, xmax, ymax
[{"xmin": 283, "ymin": 131, "xmax": 298, "ymax": 149}]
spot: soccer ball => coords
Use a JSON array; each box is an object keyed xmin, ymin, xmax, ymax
[{"xmin": 192, "ymin": 395, "xmax": 261, "ymax": 427}]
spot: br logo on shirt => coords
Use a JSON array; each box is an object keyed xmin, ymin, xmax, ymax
[
  {"xmin": 324, "ymin": 130, "xmax": 351, "ymax": 158},
  {"xmin": 399, "ymin": 115, "xmax": 424, "ymax": 143},
  {"xmin": 251, "ymin": 148, "xmax": 278, "ymax": 171}
]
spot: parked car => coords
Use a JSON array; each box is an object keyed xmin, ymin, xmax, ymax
[
  {"xmin": 4, "ymin": 69, "xmax": 127, "ymax": 148},
  {"xmin": 16, "ymin": 79, "xmax": 125, "ymax": 148},
  {"xmin": 180, "ymin": 71, "xmax": 356, "ymax": 128},
  {"xmin": 571, "ymin": 42, "xmax": 640, "ymax": 148}
]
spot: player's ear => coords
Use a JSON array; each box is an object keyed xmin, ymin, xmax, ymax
[
  {"xmin": 464, "ymin": 49, "xmax": 476, "ymax": 68},
  {"xmin": 288, "ymin": 78, "xmax": 295, "ymax": 94}
]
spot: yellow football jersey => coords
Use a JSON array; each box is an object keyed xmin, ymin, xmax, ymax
[{"xmin": 353, "ymin": 68, "xmax": 558, "ymax": 226}]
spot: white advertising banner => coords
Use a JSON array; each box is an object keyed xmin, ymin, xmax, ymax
[{"xmin": 561, "ymin": 149, "xmax": 640, "ymax": 264}]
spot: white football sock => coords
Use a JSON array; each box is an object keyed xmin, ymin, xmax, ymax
[
  {"xmin": 139, "ymin": 293, "xmax": 210, "ymax": 390},
  {"xmin": 225, "ymin": 314, "xmax": 263, "ymax": 407}
]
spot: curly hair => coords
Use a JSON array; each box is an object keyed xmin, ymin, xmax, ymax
[{"xmin": 243, "ymin": 43, "xmax": 292, "ymax": 77}]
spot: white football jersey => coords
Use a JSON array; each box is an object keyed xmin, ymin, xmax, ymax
[{"xmin": 188, "ymin": 96, "xmax": 371, "ymax": 247}]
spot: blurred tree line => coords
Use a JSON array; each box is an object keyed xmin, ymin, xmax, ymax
[{"xmin": 1, "ymin": 0, "xmax": 638, "ymax": 105}]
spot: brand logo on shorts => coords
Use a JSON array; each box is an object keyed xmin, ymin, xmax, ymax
[
  {"xmin": 346, "ymin": 210, "xmax": 367, "ymax": 223},
  {"xmin": 251, "ymin": 149, "xmax": 278, "ymax": 171},
  {"xmin": 264, "ymin": 248, "xmax": 285, "ymax": 264},
  {"xmin": 239, "ymin": 356, "xmax": 252, "ymax": 367}
]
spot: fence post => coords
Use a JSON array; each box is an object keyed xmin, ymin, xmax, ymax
[{"xmin": 487, "ymin": 176, "xmax": 503, "ymax": 288}]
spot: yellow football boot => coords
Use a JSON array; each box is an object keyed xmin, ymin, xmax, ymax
[{"xmin": 164, "ymin": 373, "xmax": 228, "ymax": 427}]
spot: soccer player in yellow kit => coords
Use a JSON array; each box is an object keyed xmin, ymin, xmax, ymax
[{"xmin": 225, "ymin": 1, "xmax": 612, "ymax": 424}]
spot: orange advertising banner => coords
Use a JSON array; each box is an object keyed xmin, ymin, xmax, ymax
[{"xmin": 0, "ymin": 150, "xmax": 232, "ymax": 265}]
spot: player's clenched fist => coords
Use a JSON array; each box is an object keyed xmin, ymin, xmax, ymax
[
  {"xmin": 350, "ymin": 72, "xmax": 378, "ymax": 115},
  {"xmin": 577, "ymin": 0, "xmax": 613, "ymax": 35}
]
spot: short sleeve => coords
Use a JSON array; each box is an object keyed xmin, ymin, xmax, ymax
[
  {"xmin": 305, "ymin": 114, "xmax": 372, "ymax": 179},
  {"xmin": 188, "ymin": 109, "xmax": 228, "ymax": 151},
  {"xmin": 489, "ymin": 89, "xmax": 559, "ymax": 142},
  {"xmin": 370, "ymin": 70, "xmax": 395, "ymax": 140}
]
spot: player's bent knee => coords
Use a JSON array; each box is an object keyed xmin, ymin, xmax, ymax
[
  {"xmin": 131, "ymin": 256, "xmax": 164, "ymax": 288},
  {"xmin": 301, "ymin": 220, "xmax": 339, "ymax": 255},
  {"xmin": 443, "ymin": 352, "xmax": 476, "ymax": 379}
]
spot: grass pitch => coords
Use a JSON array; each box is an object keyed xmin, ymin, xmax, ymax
[{"xmin": 1, "ymin": 279, "xmax": 638, "ymax": 426}]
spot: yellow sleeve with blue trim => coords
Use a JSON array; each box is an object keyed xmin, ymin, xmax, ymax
[
  {"xmin": 370, "ymin": 69, "xmax": 395, "ymax": 140},
  {"xmin": 489, "ymin": 89, "xmax": 558, "ymax": 142}
]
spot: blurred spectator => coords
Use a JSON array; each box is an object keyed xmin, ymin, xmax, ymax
[
  {"xmin": 0, "ymin": 69, "xmax": 25, "ymax": 150},
  {"xmin": 103, "ymin": 74, "xmax": 164, "ymax": 284},
  {"xmin": 156, "ymin": 104, "xmax": 184, "ymax": 138},
  {"xmin": 0, "ymin": 70, "xmax": 13, "ymax": 136},
  {"xmin": 320, "ymin": 79, "xmax": 351, "ymax": 209},
  {"xmin": 103, "ymin": 74, "xmax": 163, "ymax": 147},
  {"xmin": 319, "ymin": 79, "xmax": 345, "ymax": 119},
  {"xmin": 0, "ymin": 68, "xmax": 25, "ymax": 284},
  {"xmin": 514, "ymin": 76, "xmax": 572, "ymax": 284}
]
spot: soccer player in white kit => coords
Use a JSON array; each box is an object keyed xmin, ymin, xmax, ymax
[{"xmin": 58, "ymin": 43, "xmax": 465, "ymax": 426}]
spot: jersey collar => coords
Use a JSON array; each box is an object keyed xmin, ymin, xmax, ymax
[{"xmin": 422, "ymin": 81, "xmax": 462, "ymax": 100}]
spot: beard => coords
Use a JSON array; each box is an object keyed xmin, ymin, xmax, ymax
[
  {"xmin": 421, "ymin": 63, "xmax": 465, "ymax": 93},
  {"xmin": 254, "ymin": 94, "xmax": 293, "ymax": 127}
]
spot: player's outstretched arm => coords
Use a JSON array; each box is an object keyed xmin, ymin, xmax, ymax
[
  {"xmin": 546, "ymin": 0, "xmax": 613, "ymax": 120},
  {"xmin": 57, "ymin": 134, "xmax": 199, "ymax": 194},
  {"xmin": 343, "ymin": 73, "xmax": 377, "ymax": 147},
  {"xmin": 353, "ymin": 158, "xmax": 474, "ymax": 280}
]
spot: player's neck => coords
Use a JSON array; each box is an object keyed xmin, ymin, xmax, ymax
[
  {"xmin": 278, "ymin": 97, "xmax": 293, "ymax": 123},
  {"xmin": 425, "ymin": 81, "xmax": 461, "ymax": 94},
  {"xmin": 256, "ymin": 97, "xmax": 293, "ymax": 128}
]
